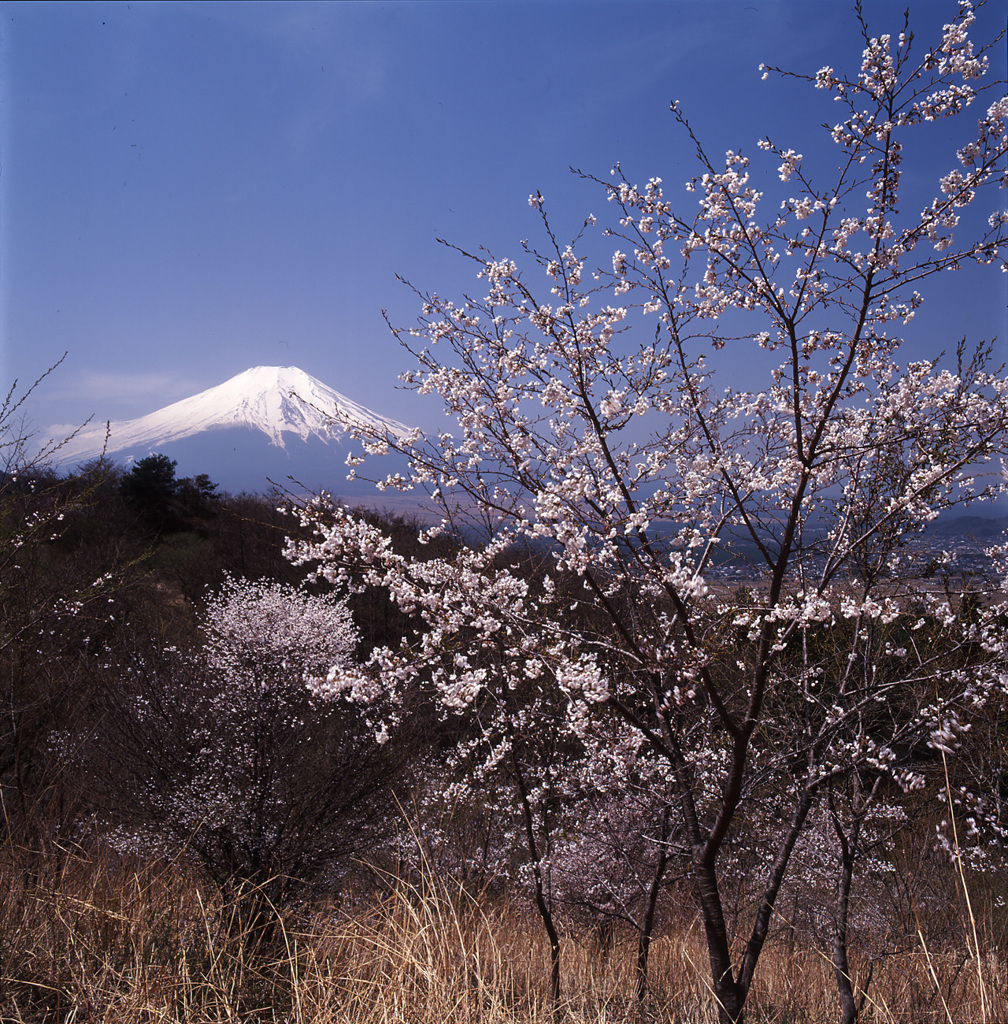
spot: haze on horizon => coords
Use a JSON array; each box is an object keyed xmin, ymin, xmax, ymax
[{"xmin": 3, "ymin": 1, "xmax": 1005, "ymax": 448}]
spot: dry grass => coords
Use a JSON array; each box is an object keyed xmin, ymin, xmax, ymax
[{"xmin": 0, "ymin": 844, "xmax": 1003, "ymax": 1024}]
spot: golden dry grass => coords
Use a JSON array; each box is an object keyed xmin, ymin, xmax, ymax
[{"xmin": 0, "ymin": 845, "xmax": 1003, "ymax": 1024}]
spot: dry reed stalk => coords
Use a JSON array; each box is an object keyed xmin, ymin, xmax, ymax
[{"xmin": 1, "ymin": 844, "xmax": 1005, "ymax": 1023}]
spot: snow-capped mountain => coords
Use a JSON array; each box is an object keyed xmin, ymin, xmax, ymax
[
  {"xmin": 48, "ymin": 366, "xmax": 413, "ymax": 496},
  {"xmin": 53, "ymin": 366, "xmax": 410, "ymax": 459}
]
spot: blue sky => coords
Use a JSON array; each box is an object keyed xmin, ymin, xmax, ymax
[{"xmin": 3, "ymin": 0, "xmax": 1005, "ymax": 442}]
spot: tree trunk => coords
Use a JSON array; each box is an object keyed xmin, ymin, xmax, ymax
[
  {"xmin": 829, "ymin": 780, "xmax": 875, "ymax": 1024},
  {"xmin": 831, "ymin": 825, "xmax": 858, "ymax": 1024},
  {"xmin": 636, "ymin": 804, "xmax": 671, "ymax": 1002},
  {"xmin": 832, "ymin": 921, "xmax": 858, "ymax": 1024},
  {"xmin": 736, "ymin": 785, "xmax": 817, "ymax": 1001},
  {"xmin": 511, "ymin": 745, "xmax": 561, "ymax": 1016},
  {"xmin": 694, "ymin": 861, "xmax": 745, "ymax": 1024}
]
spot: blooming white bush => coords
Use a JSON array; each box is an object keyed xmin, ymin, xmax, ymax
[{"xmin": 109, "ymin": 576, "xmax": 404, "ymax": 909}]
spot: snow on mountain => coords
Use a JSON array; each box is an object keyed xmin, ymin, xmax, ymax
[{"xmin": 50, "ymin": 365, "xmax": 412, "ymax": 465}]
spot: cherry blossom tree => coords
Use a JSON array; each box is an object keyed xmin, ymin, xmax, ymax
[
  {"xmin": 105, "ymin": 576, "xmax": 403, "ymax": 924},
  {"xmin": 290, "ymin": 4, "xmax": 1008, "ymax": 1020}
]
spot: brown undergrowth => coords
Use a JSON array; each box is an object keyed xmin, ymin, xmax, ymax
[{"xmin": 0, "ymin": 843, "xmax": 1003, "ymax": 1023}]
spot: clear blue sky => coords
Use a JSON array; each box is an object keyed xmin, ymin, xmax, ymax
[{"xmin": 3, "ymin": 0, "xmax": 1005, "ymax": 442}]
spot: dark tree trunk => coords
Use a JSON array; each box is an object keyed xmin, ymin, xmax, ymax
[
  {"xmin": 694, "ymin": 861, "xmax": 745, "ymax": 1024},
  {"xmin": 513, "ymin": 750, "xmax": 561, "ymax": 1014},
  {"xmin": 691, "ymin": 784, "xmax": 817, "ymax": 1024},
  {"xmin": 832, "ymin": 823, "xmax": 858, "ymax": 1024},
  {"xmin": 737, "ymin": 785, "xmax": 816, "ymax": 997},
  {"xmin": 636, "ymin": 805, "xmax": 671, "ymax": 1002},
  {"xmin": 499, "ymin": 660, "xmax": 562, "ymax": 1017},
  {"xmin": 828, "ymin": 779, "xmax": 878, "ymax": 1024}
]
